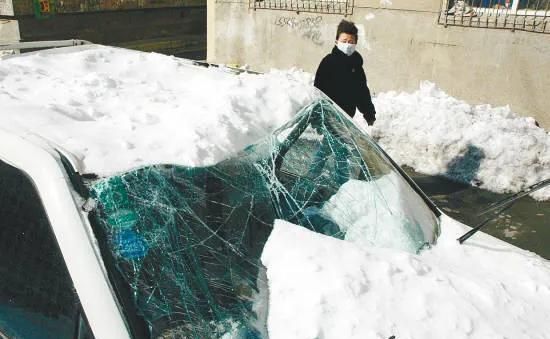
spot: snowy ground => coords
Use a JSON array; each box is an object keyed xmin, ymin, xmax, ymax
[{"xmin": 2, "ymin": 45, "xmax": 550, "ymax": 338}]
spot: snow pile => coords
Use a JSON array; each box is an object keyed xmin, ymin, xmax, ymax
[
  {"xmin": 2, "ymin": 43, "xmax": 549, "ymax": 339},
  {"xmin": 0, "ymin": 45, "xmax": 319, "ymax": 175},
  {"xmin": 1, "ymin": 46, "xmax": 548, "ymax": 198},
  {"xmin": 262, "ymin": 217, "xmax": 550, "ymax": 339},
  {"xmin": 367, "ymin": 82, "xmax": 550, "ymax": 200}
]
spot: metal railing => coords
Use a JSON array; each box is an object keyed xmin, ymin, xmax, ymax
[
  {"xmin": 250, "ymin": 0, "xmax": 353, "ymax": 15},
  {"xmin": 439, "ymin": 0, "xmax": 550, "ymax": 33},
  {"xmin": 0, "ymin": 39, "xmax": 92, "ymax": 51}
]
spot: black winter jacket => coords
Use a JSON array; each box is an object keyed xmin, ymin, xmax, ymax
[{"xmin": 314, "ymin": 46, "xmax": 376, "ymax": 120}]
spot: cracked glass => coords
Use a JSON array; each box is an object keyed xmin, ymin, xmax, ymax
[{"xmin": 87, "ymin": 98, "xmax": 440, "ymax": 338}]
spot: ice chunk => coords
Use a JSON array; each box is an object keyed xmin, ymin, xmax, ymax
[{"xmin": 322, "ymin": 174, "xmax": 438, "ymax": 253}]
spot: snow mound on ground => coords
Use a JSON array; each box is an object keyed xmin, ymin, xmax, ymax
[
  {"xmin": 262, "ymin": 218, "xmax": 550, "ymax": 339},
  {"xmin": 366, "ymin": 81, "xmax": 550, "ymax": 200},
  {"xmin": 0, "ymin": 45, "xmax": 319, "ymax": 176}
]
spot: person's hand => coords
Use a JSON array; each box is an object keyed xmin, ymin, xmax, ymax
[{"xmin": 365, "ymin": 115, "xmax": 376, "ymax": 126}]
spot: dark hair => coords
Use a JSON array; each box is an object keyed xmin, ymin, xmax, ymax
[{"xmin": 336, "ymin": 20, "xmax": 358, "ymax": 40}]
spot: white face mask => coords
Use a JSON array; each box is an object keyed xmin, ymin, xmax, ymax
[{"xmin": 336, "ymin": 41, "xmax": 356, "ymax": 56}]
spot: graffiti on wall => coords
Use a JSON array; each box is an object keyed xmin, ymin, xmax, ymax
[{"xmin": 274, "ymin": 16, "xmax": 324, "ymax": 46}]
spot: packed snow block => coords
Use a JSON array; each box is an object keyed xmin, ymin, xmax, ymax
[
  {"xmin": 89, "ymin": 99, "xmax": 440, "ymax": 338},
  {"xmin": 262, "ymin": 217, "xmax": 550, "ymax": 339}
]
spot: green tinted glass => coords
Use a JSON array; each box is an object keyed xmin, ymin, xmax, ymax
[{"xmin": 89, "ymin": 99, "xmax": 440, "ymax": 338}]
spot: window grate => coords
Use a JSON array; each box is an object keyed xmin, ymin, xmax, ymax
[
  {"xmin": 439, "ymin": 0, "xmax": 550, "ymax": 34},
  {"xmin": 250, "ymin": 0, "xmax": 353, "ymax": 15}
]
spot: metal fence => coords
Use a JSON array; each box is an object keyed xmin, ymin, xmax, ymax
[
  {"xmin": 439, "ymin": 0, "xmax": 550, "ymax": 33},
  {"xmin": 250, "ymin": 0, "xmax": 353, "ymax": 15}
]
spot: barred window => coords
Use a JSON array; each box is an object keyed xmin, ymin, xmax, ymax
[
  {"xmin": 439, "ymin": 0, "xmax": 550, "ymax": 33},
  {"xmin": 250, "ymin": 0, "xmax": 353, "ymax": 15}
]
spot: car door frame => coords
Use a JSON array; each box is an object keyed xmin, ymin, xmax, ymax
[{"xmin": 0, "ymin": 128, "xmax": 131, "ymax": 339}]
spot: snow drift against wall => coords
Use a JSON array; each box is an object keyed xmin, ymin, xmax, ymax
[{"xmin": 365, "ymin": 82, "xmax": 550, "ymax": 200}]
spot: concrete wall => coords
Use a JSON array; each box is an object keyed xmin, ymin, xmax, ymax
[
  {"xmin": 0, "ymin": 0, "xmax": 14, "ymax": 15},
  {"xmin": 208, "ymin": 0, "xmax": 550, "ymax": 129},
  {"xmin": 0, "ymin": 19, "xmax": 19, "ymax": 43},
  {"xmin": 0, "ymin": 0, "xmax": 20, "ymax": 55}
]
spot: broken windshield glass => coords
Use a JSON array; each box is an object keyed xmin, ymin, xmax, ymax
[{"xmin": 87, "ymin": 98, "xmax": 440, "ymax": 338}]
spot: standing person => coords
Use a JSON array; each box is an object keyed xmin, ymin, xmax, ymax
[{"xmin": 314, "ymin": 19, "xmax": 376, "ymax": 126}]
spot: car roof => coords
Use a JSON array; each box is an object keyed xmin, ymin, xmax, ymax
[{"xmin": 0, "ymin": 44, "xmax": 320, "ymax": 177}]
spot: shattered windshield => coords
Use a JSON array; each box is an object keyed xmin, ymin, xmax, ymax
[{"xmin": 87, "ymin": 99, "xmax": 440, "ymax": 338}]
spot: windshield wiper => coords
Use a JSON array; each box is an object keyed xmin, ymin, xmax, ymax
[{"xmin": 458, "ymin": 178, "xmax": 550, "ymax": 244}]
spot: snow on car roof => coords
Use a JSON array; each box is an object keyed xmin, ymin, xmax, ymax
[
  {"xmin": 1, "ymin": 44, "xmax": 548, "ymax": 200},
  {"xmin": 0, "ymin": 44, "xmax": 320, "ymax": 176}
]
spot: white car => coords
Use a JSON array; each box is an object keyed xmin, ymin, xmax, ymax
[{"xmin": 1, "ymin": 42, "xmax": 548, "ymax": 339}]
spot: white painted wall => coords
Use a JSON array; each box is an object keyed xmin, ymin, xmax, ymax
[{"xmin": 208, "ymin": 0, "xmax": 550, "ymax": 129}]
